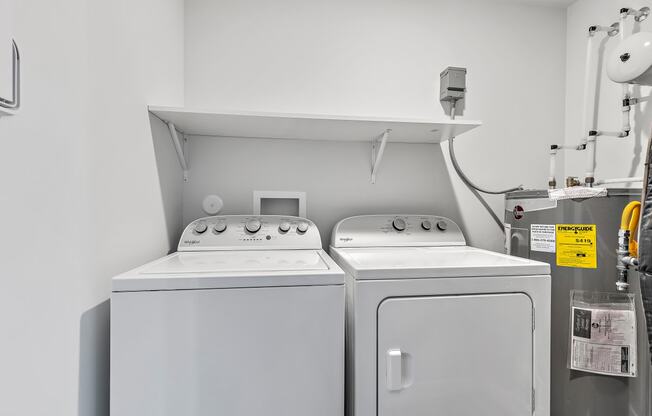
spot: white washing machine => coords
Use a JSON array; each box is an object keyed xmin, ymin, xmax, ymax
[
  {"xmin": 111, "ymin": 215, "xmax": 345, "ymax": 416},
  {"xmin": 329, "ymin": 215, "xmax": 551, "ymax": 416}
]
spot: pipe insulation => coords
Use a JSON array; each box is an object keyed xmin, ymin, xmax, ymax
[
  {"xmin": 585, "ymin": 133, "xmax": 597, "ymax": 182},
  {"xmin": 548, "ymin": 148, "xmax": 557, "ymax": 187},
  {"xmin": 636, "ymin": 134, "xmax": 652, "ymax": 364},
  {"xmin": 595, "ymin": 177, "xmax": 642, "ymax": 185},
  {"xmin": 581, "ymin": 34, "xmax": 595, "ymax": 146},
  {"xmin": 620, "ymin": 14, "xmax": 626, "ymax": 41},
  {"xmin": 623, "ymin": 86, "xmax": 632, "ymax": 133},
  {"xmin": 617, "ymin": 17, "xmax": 631, "ymax": 136}
]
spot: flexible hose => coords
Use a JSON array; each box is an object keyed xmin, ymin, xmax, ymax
[
  {"xmin": 448, "ymin": 102, "xmax": 523, "ymax": 195},
  {"xmin": 448, "ymin": 137, "xmax": 524, "ymax": 195},
  {"xmin": 620, "ymin": 201, "xmax": 641, "ymax": 255},
  {"xmin": 448, "ymin": 137, "xmax": 505, "ymax": 232},
  {"xmin": 447, "ymin": 102, "xmax": 522, "ymax": 233}
]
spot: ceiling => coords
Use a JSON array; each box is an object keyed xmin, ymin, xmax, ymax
[
  {"xmin": 482, "ymin": 0, "xmax": 576, "ymax": 7},
  {"xmin": 520, "ymin": 0, "xmax": 576, "ymax": 6},
  {"xmin": 532, "ymin": 0, "xmax": 576, "ymax": 5}
]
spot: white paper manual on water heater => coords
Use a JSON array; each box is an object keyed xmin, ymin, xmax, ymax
[
  {"xmin": 530, "ymin": 224, "xmax": 555, "ymax": 253},
  {"xmin": 569, "ymin": 304, "xmax": 637, "ymax": 377}
]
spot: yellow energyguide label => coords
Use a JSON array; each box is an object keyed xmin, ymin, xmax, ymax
[{"xmin": 556, "ymin": 224, "xmax": 597, "ymax": 269}]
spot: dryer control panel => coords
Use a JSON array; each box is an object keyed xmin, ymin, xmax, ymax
[
  {"xmin": 330, "ymin": 215, "xmax": 466, "ymax": 248},
  {"xmin": 178, "ymin": 215, "xmax": 322, "ymax": 251}
]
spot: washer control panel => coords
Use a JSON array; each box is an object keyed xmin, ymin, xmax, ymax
[
  {"xmin": 179, "ymin": 215, "xmax": 321, "ymax": 251},
  {"xmin": 330, "ymin": 215, "xmax": 466, "ymax": 248}
]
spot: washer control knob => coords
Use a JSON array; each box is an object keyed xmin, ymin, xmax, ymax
[
  {"xmin": 421, "ymin": 220, "xmax": 432, "ymax": 231},
  {"xmin": 213, "ymin": 222, "xmax": 227, "ymax": 233},
  {"xmin": 392, "ymin": 218, "xmax": 407, "ymax": 232},
  {"xmin": 436, "ymin": 220, "xmax": 448, "ymax": 231},
  {"xmin": 194, "ymin": 222, "xmax": 208, "ymax": 234},
  {"xmin": 279, "ymin": 221, "xmax": 291, "ymax": 233},
  {"xmin": 245, "ymin": 219, "xmax": 262, "ymax": 233},
  {"xmin": 297, "ymin": 222, "xmax": 310, "ymax": 234}
]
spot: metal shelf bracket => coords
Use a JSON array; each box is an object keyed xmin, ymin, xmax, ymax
[
  {"xmin": 0, "ymin": 39, "xmax": 20, "ymax": 116},
  {"xmin": 167, "ymin": 121, "xmax": 189, "ymax": 182},
  {"xmin": 371, "ymin": 129, "xmax": 391, "ymax": 184}
]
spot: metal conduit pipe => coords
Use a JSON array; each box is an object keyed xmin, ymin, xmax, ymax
[{"xmin": 447, "ymin": 102, "xmax": 522, "ymax": 232}]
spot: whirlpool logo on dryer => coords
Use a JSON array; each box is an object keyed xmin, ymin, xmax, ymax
[{"xmin": 184, "ymin": 240, "xmax": 201, "ymax": 245}]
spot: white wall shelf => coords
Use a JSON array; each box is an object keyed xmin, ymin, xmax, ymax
[{"xmin": 148, "ymin": 106, "xmax": 482, "ymax": 182}]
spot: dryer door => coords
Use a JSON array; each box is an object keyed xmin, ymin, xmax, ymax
[{"xmin": 377, "ymin": 293, "xmax": 534, "ymax": 416}]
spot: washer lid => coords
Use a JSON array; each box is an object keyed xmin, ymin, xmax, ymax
[
  {"xmin": 112, "ymin": 249, "xmax": 344, "ymax": 292},
  {"xmin": 330, "ymin": 246, "xmax": 550, "ymax": 279}
]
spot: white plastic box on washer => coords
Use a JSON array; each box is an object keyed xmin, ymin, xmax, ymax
[{"xmin": 329, "ymin": 215, "xmax": 551, "ymax": 416}]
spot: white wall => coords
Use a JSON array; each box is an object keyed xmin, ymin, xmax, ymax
[
  {"xmin": 564, "ymin": 0, "xmax": 652, "ymax": 182},
  {"xmin": 0, "ymin": 1, "xmax": 184, "ymax": 415},
  {"xmin": 0, "ymin": 1, "xmax": 570, "ymax": 414},
  {"xmin": 0, "ymin": 0, "xmax": 15, "ymax": 99},
  {"xmin": 183, "ymin": 137, "xmax": 464, "ymax": 248},
  {"xmin": 183, "ymin": 0, "xmax": 567, "ymax": 251}
]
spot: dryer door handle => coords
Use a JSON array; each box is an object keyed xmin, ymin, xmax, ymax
[{"xmin": 386, "ymin": 349, "xmax": 403, "ymax": 391}]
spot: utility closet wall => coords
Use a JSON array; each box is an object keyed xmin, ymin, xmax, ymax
[
  {"xmin": 0, "ymin": 1, "xmax": 184, "ymax": 415},
  {"xmin": 183, "ymin": 0, "xmax": 567, "ymax": 251},
  {"xmin": 564, "ymin": 0, "xmax": 652, "ymax": 182}
]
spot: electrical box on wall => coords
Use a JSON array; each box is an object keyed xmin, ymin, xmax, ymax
[
  {"xmin": 440, "ymin": 66, "xmax": 466, "ymax": 117},
  {"xmin": 440, "ymin": 67, "xmax": 466, "ymax": 101},
  {"xmin": 253, "ymin": 191, "xmax": 307, "ymax": 217}
]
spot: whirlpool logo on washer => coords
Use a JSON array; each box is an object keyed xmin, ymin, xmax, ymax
[
  {"xmin": 183, "ymin": 240, "xmax": 200, "ymax": 245},
  {"xmin": 339, "ymin": 237, "xmax": 353, "ymax": 242}
]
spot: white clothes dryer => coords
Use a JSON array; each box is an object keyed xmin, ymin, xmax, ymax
[
  {"xmin": 329, "ymin": 215, "xmax": 551, "ymax": 416},
  {"xmin": 111, "ymin": 215, "xmax": 344, "ymax": 416}
]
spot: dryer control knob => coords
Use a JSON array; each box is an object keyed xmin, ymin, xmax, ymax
[
  {"xmin": 436, "ymin": 220, "xmax": 448, "ymax": 231},
  {"xmin": 245, "ymin": 219, "xmax": 262, "ymax": 233},
  {"xmin": 297, "ymin": 222, "xmax": 310, "ymax": 234},
  {"xmin": 392, "ymin": 218, "xmax": 407, "ymax": 232},
  {"xmin": 279, "ymin": 221, "xmax": 291, "ymax": 233},
  {"xmin": 194, "ymin": 222, "xmax": 208, "ymax": 234},
  {"xmin": 421, "ymin": 220, "xmax": 432, "ymax": 231},
  {"xmin": 213, "ymin": 222, "xmax": 227, "ymax": 233}
]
